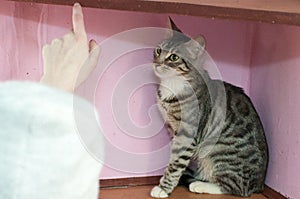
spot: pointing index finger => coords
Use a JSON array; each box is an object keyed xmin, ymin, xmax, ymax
[{"xmin": 72, "ymin": 3, "xmax": 87, "ymax": 40}]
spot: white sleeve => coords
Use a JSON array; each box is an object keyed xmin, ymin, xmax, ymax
[{"xmin": 0, "ymin": 81, "xmax": 104, "ymax": 199}]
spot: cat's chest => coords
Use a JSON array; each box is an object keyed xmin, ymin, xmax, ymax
[
  {"xmin": 156, "ymin": 96, "xmax": 169, "ymax": 121},
  {"xmin": 158, "ymin": 78, "xmax": 186, "ymax": 99},
  {"xmin": 156, "ymin": 89, "xmax": 181, "ymax": 126},
  {"xmin": 156, "ymin": 78, "xmax": 188, "ymax": 128},
  {"xmin": 156, "ymin": 98, "xmax": 180, "ymax": 133},
  {"xmin": 156, "ymin": 79, "xmax": 186, "ymax": 116}
]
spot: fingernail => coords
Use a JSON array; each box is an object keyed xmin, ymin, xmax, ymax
[{"xmin": 74, "ymin": 2, "xmax": 80, "ymax": 7}]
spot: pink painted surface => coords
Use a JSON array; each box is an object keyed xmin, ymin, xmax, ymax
[
  {"xmin": 0, "ymin": 1, "xmax": 252, "ymax": 179},
  {"xmin": 250, "ymin": 24, "xmax": 300, "ymax": 199}
]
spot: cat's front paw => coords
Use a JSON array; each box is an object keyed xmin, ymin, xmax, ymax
[{"xmin": 150, "ymin": 186, "xmax": 169, "ymax": 198}]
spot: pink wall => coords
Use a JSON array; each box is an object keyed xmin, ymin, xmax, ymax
[
  {"xmin": 0, "ymin": 0, "xmax": 253, "ymax": 180},
  {"xmin": 3, "ymin": 1, "xmax": 300, "ymax": 198},
  {"xmin": 250, "ymin": 24, "xmax": 300, "ymax": 199}
]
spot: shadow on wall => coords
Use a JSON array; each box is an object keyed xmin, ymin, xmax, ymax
[{"xmin": 250, "ymin": 23, "xmax": 300, "ymax": 199}]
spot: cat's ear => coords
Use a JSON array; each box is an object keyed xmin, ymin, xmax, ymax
[
  {"xmin": 168, "ymin": 17, "xmax": 182, "ymax": 33},
  {"xmin": 165, "ymin": 17, "xmax": 182, "ymax": 38},
  {"xmin": 183, "ymin": 35, "xmax": 206, "ymax": 59},
  {"xmin": 193, "ymin": 35, "xmax": 206, "ymax": 49}
]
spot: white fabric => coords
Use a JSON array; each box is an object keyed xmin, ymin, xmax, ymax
[{"xmin": 0, "ymin": 81, "xmax": 103, "ymax": 199}]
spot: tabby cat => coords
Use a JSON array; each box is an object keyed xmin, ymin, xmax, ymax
[{"xmin": 150, "ymin": 18, "xmax": 268, "ymax": 198}]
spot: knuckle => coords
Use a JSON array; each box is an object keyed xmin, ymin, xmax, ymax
[
  {"xmin": 42, "ymin": 44, "xmax": 49, "ymax": 50},
  {"xmin": 51, "ymin": 38, "xmax": 62, "ymax": 46},
  {"xmin": 63, "ymin": 32, "xmax": 75, "ymax": 41},
  {"xmin": 42, "ymin": 44, "xmax": 50, "ymax": 54}
]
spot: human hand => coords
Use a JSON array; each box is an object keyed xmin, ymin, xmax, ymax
[{"xmin": 40, "ymin": 3, "xmax": 100, "ymax": 93}]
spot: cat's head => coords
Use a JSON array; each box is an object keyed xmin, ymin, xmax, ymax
[{"xmin": 153, "ymin": 18, "xmax": 206, "ymax": 80}]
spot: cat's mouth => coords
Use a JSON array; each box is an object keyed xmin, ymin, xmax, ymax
[{"xmin": 153, "ymin": 64, "xmax": 177, "ymax": 79}]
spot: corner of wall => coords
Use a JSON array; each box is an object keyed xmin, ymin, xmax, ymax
[{"xmin": 247, "ymin": 22, "xmax": 260, "ymax": 99}]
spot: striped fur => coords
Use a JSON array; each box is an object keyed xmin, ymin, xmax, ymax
[{"xmin": 151, "ymin": 19, "xmax": 268, "ymax": 198}]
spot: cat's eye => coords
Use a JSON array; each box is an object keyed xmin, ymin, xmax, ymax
[
  {"xmin": 155, "ymin": 48, "xmax": 162, "ymax": 56},
  {"xmin": 168, "ymin": 54, "xmax": 179, "ymax": 62}
]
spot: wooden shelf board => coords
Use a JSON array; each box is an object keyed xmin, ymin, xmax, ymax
[
  {"xmin": 7, "ymin": 0, "xmax": 300, "ymax": 26},
  {"xmin": 155, "ymin": 0, "xmax": 300, "ymax": 14},
  {"xmin": 100, "ymin": 185, "xmax": 268, "ymax": 199},
  {"xmin": 99, "ymin": 177, "xmax": 287, "ymax": 199}
]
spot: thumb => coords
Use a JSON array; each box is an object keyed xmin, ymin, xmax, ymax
[
  {"xmin": 88, "ymin": 39, "xmax": 101, "ymax": 65},
  {"xmin": 89, "ymin": 39, "xmax": 99, "ymax": 52}
]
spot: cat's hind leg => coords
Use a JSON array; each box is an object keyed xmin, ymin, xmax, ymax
[{"xmin": 189, "ymin": 181, "xmax": 225, "ymax": 194}]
